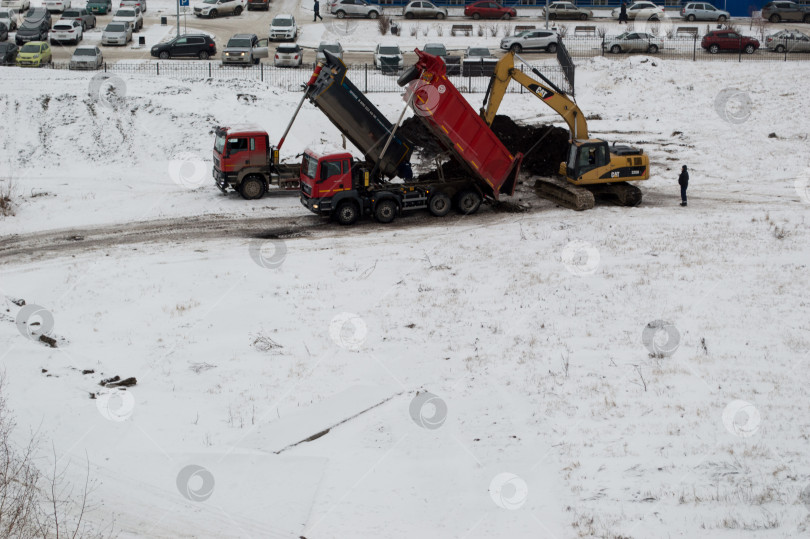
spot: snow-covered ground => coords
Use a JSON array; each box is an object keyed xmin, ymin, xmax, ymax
[{"xmin": 2, "ymin": 57, "xmax": 810, "ymax": 538}]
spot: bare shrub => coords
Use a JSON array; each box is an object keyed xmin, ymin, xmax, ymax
[
  {"xmin": 434, "ymin": 23, "xmax": 443, "ymax": 37},
  {"xmin": 0, "ymin": 177, "xmax": 14, "ymax": 217},
  {"xmin": 422, "ymin": 23, "xmax": 429, "ymax": 36},
  {"xmin": 477, "ymin": 24, "xmax": 484, "ymax": 37},
  {"xmin": 377, "ymin": 14, "xmax": 391, "ymax": 35},
  {"xmin": 597, "ymin": 26, "xmax": 607, "ymax": 38},
  {"xmin": 666, "ymin": 26, "xmax": 675, "ymax": 38},
  {"xmin": 558, "ymin": 24, "xmax": 569, "ymax": 38},
  {"xmin": 410, "ymin": 23, "xmax": 419, "ymax": 37}
]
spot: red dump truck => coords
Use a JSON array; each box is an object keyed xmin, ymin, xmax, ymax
[
  {"xmin": 299, "ymin": 49, "xmax": 523, "ymax": 225},
  {"xmin": 212, "ymin": 125, "xmax": 301, "ymax": 199}
]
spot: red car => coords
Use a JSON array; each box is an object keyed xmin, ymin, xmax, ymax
[
  {"xmin": 701, "ymin": 30, "xmax": 759, "ymax": 54},
  {"xmin": 464, "ymin": 1, "xmax": 516, "ymax": 19}
]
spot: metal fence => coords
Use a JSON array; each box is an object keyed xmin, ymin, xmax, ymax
[
  {"xmin": 560, "ymin": 34, "xmax": 810, "ymax": 62},
  {"xmin": 50, "ymin": 61, "xmax": 575, "ymax": 94}
]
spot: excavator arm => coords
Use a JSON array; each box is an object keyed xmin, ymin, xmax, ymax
[{"xmin": 481, "ymin": 51, "xmax": 589, "ymax": 141}]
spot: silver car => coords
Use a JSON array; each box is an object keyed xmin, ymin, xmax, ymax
[
  {"xmin": 112, "ymin": 7, "xmax": 142, "ymax": 32},
  {"xmin": 374, "ymin": 43, "xmax": 403, "ymax": 69},
  {"xmin": 222, "ymin": 33, "xmax": 268, "ymax": 65},
  {"xmin": 403, "ymin": 1, "xmax": 446, "ymax": 19},
  {"xmin": 681, "ymin": 2, "xmax": 729, "ymax": 21},
  {"xmin": 316, "ymin": 41, "xmax": 343, "ymax": 62},
  {"xmin": 543, "ymin": 1, "xmax": 593, "ymax": 20},
  {"xmin": 0, "ymin": 7, "xmax": 18, "ymax": 30},
  {"xmin": 423, "ymin": 42, "xmax": 447, "ymax": 56},
  {"xmin": 119, "ymin": 0, "xmax": 146, "ymax": 13},
  {"xmin": 766, "ymin": 29, "xmax": 810, "ymax": 52},
  {"xmin": 500, "ymin": 29, "xmax": 558, "ymax": 52},
  {"xmin": 69, "ymin": 44, "xmax": 102, "ymax": 69},
  {"xmin": 274, "ymin": 43, "xmax": 302, "ymax": 67},
  {"xmin": 101, "ymin": 21, "xmax": 132, "ymax": 46},
  {"xmin": 329, "ymin": 0, "xmax": 382, "ymax": 19},
  {"xmin": 604, "ymin": 32, "xmax": 664, "ymax": 53}
]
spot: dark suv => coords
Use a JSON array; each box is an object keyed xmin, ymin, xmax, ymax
[
  {"xmin": 761, "ymin": 1, "xmax": 810, "ymax": 22},
  {"xmin": 150, "ymin": 34, "xmax": 217, "ymax": 59},
  {"xmin": 701, "ymin": 30, "xmax": 759, "ymax": 54},
  {"xmin": 16, "ymin": 10, "xmax": 51, "ymax": 45}
]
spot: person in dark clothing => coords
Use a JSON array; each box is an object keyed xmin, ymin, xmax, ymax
[
  {"xmin": 678, "ymin": 165, "xmax": 689, "ymax": 206},
  {"xmin": 619, "ymin": 2, "xmax": 628, "ymax": 23},
  {"xmin": 314, "ymin": 0, "xmax": 323, "ymax": 21}
]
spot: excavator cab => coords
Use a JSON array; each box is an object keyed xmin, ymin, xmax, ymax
[{"xmin": 563, "ymin": 140, "xmax": 610, "ymax": 183}]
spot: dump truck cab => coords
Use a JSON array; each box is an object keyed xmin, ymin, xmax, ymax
[
  {"xmin": 213, "ymin": 125, "xmax": 299, "ymax": 198},
  {"xmin": 300, "ymin": 147, "xmax": 374, "ymax": 224}
]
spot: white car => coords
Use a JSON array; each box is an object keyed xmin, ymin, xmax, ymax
[
  {"xmin": 193, "ymin": 0, "xmax": 245, "ymax": 18},
  {"xmin": 316, "ymin": 41, "xmax": 343, "ymax": 62},
  {"xmin": 0, "ymin": 0, "xmax": 30, "ymax": 10},
  {"xmin": 269, "ymin": 13, "xmax": 296, "ymax": 41},
  {"xmin": 604, "ymin": 31, "xmax": 664, "ymax": 53},
  {"xmin": 112, "ymin": 7, "xmax": 142, "ymax": 32},
  {"xmin": 101, "ymin": 21, "xmax": 132, "ymax": 45},
  {"xmin": 274, "ymin": 43, "xmax": 302, "ymax": 66},
  {"xmin": 120, "ymin": 0, "xmax": 146, "ymax": 13},
  {"xmin": 612, "ymin": 1, "xmax": 666, "ymax": 20},
  {"xmin": 373, "ymin": 43, "xmax": 403, "ymax": 70},
  {"xmin": 0, "ymin": 7, "xmax": 19, "ymax": 30},
  {"xmin": 50, "ymin": 19, "xmax": 82, "ymax": 43},
  {"xmin": 69, "ymin": 44, "xmax": 102, "ymax": 69},
  {"xmin": 499, "ymin": 29, "xmax": 558, "ymax": 53},
  {"xmin": 42, "ymin": 0, "xmax": 71, "ymax": 12}
]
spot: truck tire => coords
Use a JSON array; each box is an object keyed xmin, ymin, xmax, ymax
[
  {"xmin": 335, "ymin": 201, "xmax": 359, "ymax": 225},
  {"xmin": 455, "ymin": 190, "xmax": 481, "ymax": 215},
  {"xmin": 428, "ymin": 192, "xmax": 451, "ymax": 217},
  {"xmin": 374, "ymin": 199, "xmax": 397, "ymax": 223},
  {"xmin": 240, "ymin": 176, "xmax": 266, "ymax": 200}
]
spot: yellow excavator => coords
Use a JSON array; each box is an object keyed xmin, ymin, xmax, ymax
[{"xmin": 481, "ymin": 51, "xmax": 649, "ymax": 210}]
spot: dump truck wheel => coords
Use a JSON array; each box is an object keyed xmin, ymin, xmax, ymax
[
  {"xmin": 456, "ymin": 190, "xmax": 481, "ymax": 215},
  {"xmin": 428, "ymin": 192, "xmax": 451, "ymax": 217},
  {"xmin": 374, "ymin": 199, "xmax": 397, "ymax": 223},
  {"xmin": 335, "ymin": 201, "xmax": 359, "ymax": 225},
  {"xmin": 240, "ymin": 176, "xmax": 266, "ymax": 200}
]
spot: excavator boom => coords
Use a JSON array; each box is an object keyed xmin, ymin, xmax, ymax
[{"xmin": 481, "ymin": 51, "xmax": 588, "ymax": 140}]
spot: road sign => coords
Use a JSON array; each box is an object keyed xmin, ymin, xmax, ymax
[{"xmin": 179, "ymin": 0, "xmax": 189, "ymax": 6}]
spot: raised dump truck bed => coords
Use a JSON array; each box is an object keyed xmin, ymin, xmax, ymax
[
  {"xmin": 306, "ymin": 50, "xmax": 412, "ymax": 179},
  {"xmin": 397, "ymin": 49, "xmax": 523, "ymax": 201}
]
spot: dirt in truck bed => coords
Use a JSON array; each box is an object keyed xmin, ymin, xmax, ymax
[{"xmin": 401, "ymin": 115, "xmax": 569, "ymax": 180}]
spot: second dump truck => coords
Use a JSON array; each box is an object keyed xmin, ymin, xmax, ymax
[{"xmin": 299, "ymin": 50, "xmax": 524, "ymax": 225}]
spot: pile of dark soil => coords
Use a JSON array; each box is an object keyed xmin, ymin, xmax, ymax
[
  {"xmin": 489, "ymin": 115, "xmax": 570, "ymax": 177},
  {"xmin": 400, "ymin": 114, "xmax": 570, "ymax": 179}
]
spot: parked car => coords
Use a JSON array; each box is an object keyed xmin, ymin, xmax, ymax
[
  {"xmin": 423, "ymin": 42, "xmax": 446, "ymax": 56},
  {"xmin": 247, "ymin": 0, "xmax": 268, "ymax": 10},
  {"xmin": 24, "ymin": 7, "xmax": 52, "ymax": 28},
  {"xmin": 50, "ymin": 19, "xmax": 82, "ymax": 43},
  {"xmin": 316, "ymin": 40, "xmax": 343, "ymax": 62},
  {"xmin": 69, "ymin": 43, "xmax": 102, "ymax": 68},
  {"xmin": 269, "ymin": 13, "xmax": 296, "ymax": 41},
  {"xmin": 112, "ymin": 7, "xmax": 142, "ymax": 32},
  {"xmin": 761, "ymin": 1, "xmax": 810, "ymax": 22},
  {"xmin": 0, "ymin": 41, "xmax": 18, "ymax": 64},
  {"xmin": 611, "ymin": 1, "xmax": 665, "ymax": 20},
  {"xmin": 15, "ymin": 17, "xmax": 49, "ymax": 45},
  {"xmin": 151, "ymin": 33, "xmax": 217, "ymax": 59},
  {"xmin": 0, "ymin": 21, "xmax": 7, "ymax": 41},
  {"xmin": 86, "ymin": 0, "xmax": 112, "ymax": 14},
  {"xmin": 701, "ymin": 29, "xmax": 759, "ymax": 53},
  {"xmin": 373, "ymin": 43, "xmax": 403, "ymax": 69},
  {"xmin": 403, "ymin": 1, "xmax": 446, "ymax": 19},
  {"xmin": 119, "ymin": 0, "xmax": 146, "ymax": 13},
  {"xmin": 274, "ymin": 42, "xmax": 302, "ymax": 66},
  {"xmin": 42, "ymin": 0, "xmax": 70, "ymax": 12},
  {"xmin": 464, "ymin": 45, "xmax": 495, "ymax": 59},
  {"xmin": 16, "ymin": 40, "xmax": 50, "ymax": 66},
  {"xmin": 0, "ymin": 7, "xmax": 19, "ymax": 30},
  {"xmin": 0, "ymin": 0, "xmax": 29, "ymax": 10},
  {"xmin": 193, "ymin": 0, "xmax": 244, "ymax": 18},
  {"xmin": 500, "ymin": 29, "xmax": 558, "ymax": 52},
  {"xmin": 604, "ymin": 31, "xmax": 663, "ymax": 53},
  {"xmin": 766, "ymin": 29, "xmax": 810, "ymax": 51},
  {"xmin": 101, "ymin": 21, "xmax": 132, "ymax": 45},
  {"xmin": 222, "ymin": 33, "xmax": 267, "ymax": 64},
  {"xmin": 543, "ymin": 1, "xmax": 592, "ymax": 20},
  {"xmin": 60, "ymin": 7, "xmax": 95, "ymax": 30},
  {"xmin": 680, "ymin": 2, "xmax": 729, "ymax": 21},
  {"xmin": 329, "ymin": 0, "xmax": 382, "ymax": 19},
  {"xmin": 464, "ymin": 1, "xmax": 516, "ymax": 19}
]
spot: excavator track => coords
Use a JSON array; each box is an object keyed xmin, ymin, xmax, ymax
[
  {"xmin": 533, "ymin": 176, "xmax": 595, "ymax": 211},
  {"xmin": 587, "ymin": 182, "xmax": 643, "ymax": 207}
]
